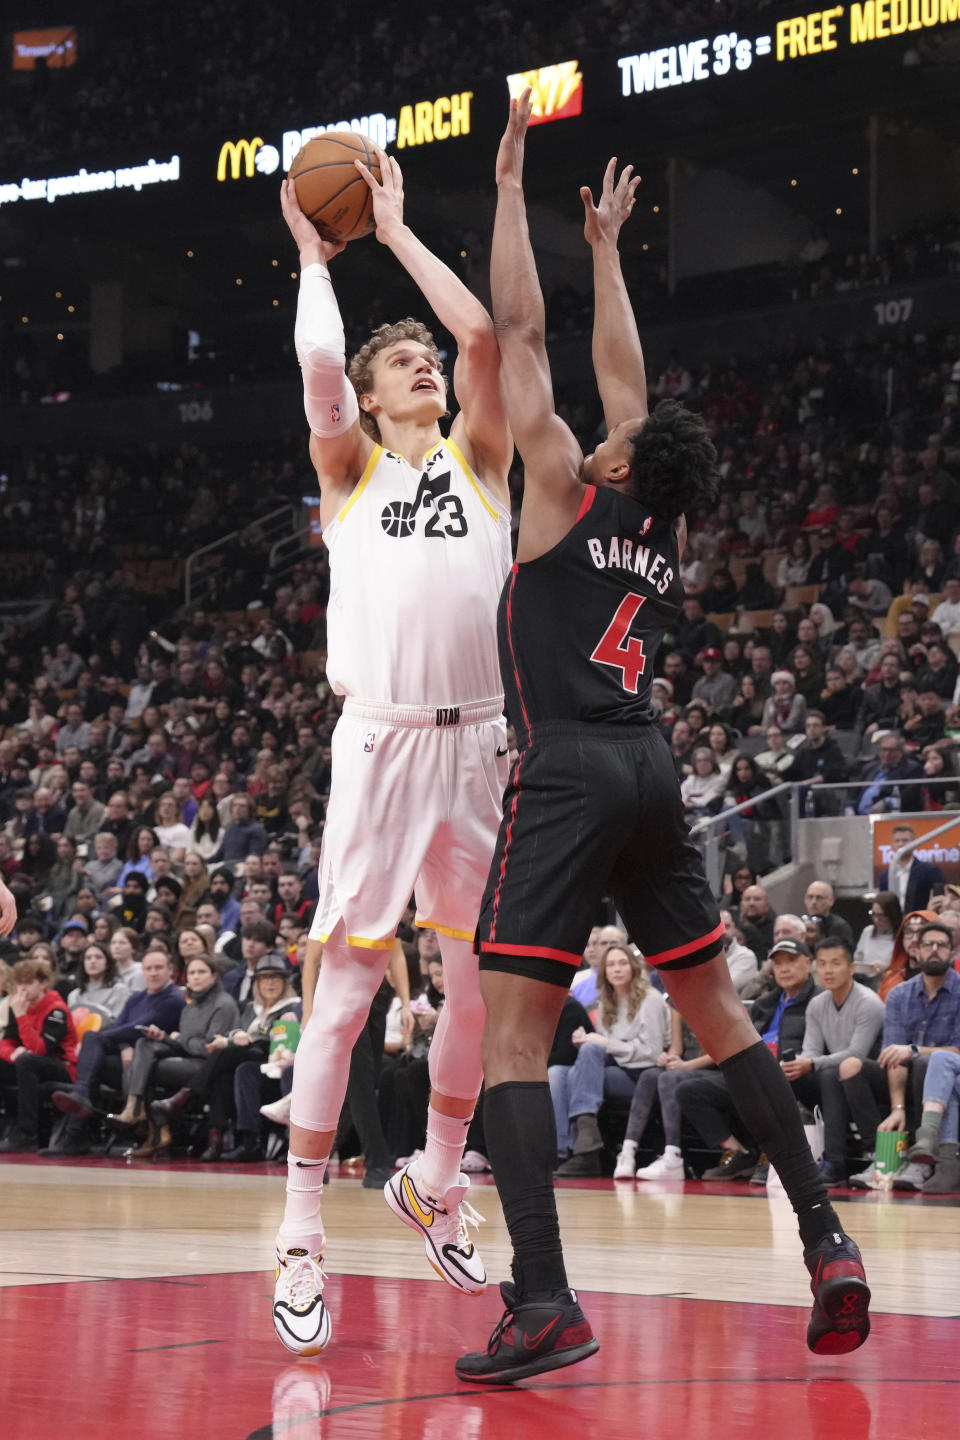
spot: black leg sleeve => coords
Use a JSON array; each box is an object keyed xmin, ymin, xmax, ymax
[
  {"xmin": 721, "ymin": 1042, "xmax": 840, "ymax": 1249},
  {"xmin": 483, "ymin": 1080, "xmax": 568, "ymax": 1298}
]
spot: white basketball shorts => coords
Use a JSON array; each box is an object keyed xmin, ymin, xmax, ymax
[{"xmin": 309, "ymin": 696, "xmax": 508, "ymax": 951}]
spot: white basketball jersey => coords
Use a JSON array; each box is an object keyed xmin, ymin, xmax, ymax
[{"xmin": 324, "ymin": 439, "xmax": 511, "ymax": 705}]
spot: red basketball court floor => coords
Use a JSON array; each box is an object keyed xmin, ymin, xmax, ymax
[{"xmin": 2, "ymin": 1159, "xmax": 957, "ymax": 1440}]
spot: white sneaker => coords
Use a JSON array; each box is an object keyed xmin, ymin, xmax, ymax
[
  {"xmin": 613, "ymin": 1140, "xmax": 638, "ymax": 1179},
  {"xmin": 635, "ymin": 1146, "xmax": 685, "ymax": 1181},
  {"xmin": 272, "ymin": 1245, "xmax": 331, "ymax": 1355},
  {"xmin": 260, "ymin": 1094, "xmax": 292, "ymax": 1126},
  {"xmin": 384, "ymin": 1161, "xmax": 486, "ymax": 1294},
  {"xmin": 892, "ymin": 1160, "xmax": 932, "ymax": 1191}
]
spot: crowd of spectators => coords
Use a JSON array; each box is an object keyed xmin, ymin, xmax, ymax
[{"xmin": 548, "ymin": 894, "xmax": 960, "ymax": 1192}]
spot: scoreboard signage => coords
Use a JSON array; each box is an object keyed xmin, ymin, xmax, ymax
[
  {"xmin": 618, "ymin": 1, "xmax": 959, "ymax": 97},
  {"xmin": 2, "ymin": 4, "xmax": 958, "ymax": 208}
]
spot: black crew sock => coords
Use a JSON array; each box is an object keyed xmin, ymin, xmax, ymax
[
  {"xmin": 721, "ymin": 1042, "xmax": 841, "ymax": 1249},
  {"xmin": 483, "ymin": 1080, "xmax": 569, "ymax": 1297}
]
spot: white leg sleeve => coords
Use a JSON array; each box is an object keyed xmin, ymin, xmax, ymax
[
  {"xmin": 295, "ymin": 262, "xmax": 360, "ymax": 438},
  {"xmin": 288, "ymin": 930, "xmax": 386, "ymax": 1132}
]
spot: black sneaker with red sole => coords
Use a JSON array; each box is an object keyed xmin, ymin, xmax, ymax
[
  {"xmin": 804, "ymin": 1231, "xmax": 871, "ymax": 1355},
  {"xmin": 455, "ymin": 1281, "xmax": 599, "ymax": 1384}
]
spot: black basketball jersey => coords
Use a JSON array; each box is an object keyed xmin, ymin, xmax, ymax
[{"xmin": 500, "ymin": 483, "xmax": 684, "ymax": 737}]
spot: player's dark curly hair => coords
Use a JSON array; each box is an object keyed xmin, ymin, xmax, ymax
[{"xmin": 626, "ymin": 399, "xmax": 718, "ymax": 521}]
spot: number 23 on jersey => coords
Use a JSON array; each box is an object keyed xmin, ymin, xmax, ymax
[{"xmin": 590, "ymin": 594, "xmax": 647, "ymax": 694}]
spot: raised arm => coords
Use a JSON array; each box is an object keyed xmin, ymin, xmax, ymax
[
  {"xmin": 356, "ymin": 147, "xmax": 511, "ymax": 503},
  {"xmin": 581, "ymin": 159, "xmax": 646, "ymax": 429},
  {"xmin": 280, "ymin": 179, "xmax": 369, "ymax": 494},
  {"xmin": 490, "ymin": 89, "xmax": 582, "ymax": 514}
]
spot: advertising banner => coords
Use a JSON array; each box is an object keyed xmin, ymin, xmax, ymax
[{"xmin": 871, "ymin": 812, "xmax": 960, "ymax": 891}]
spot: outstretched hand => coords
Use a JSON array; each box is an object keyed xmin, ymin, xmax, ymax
[
  {"xmin": 496, "ymin": 86, "xmax": 532, "ymax": 185},
  {"xmin": 355, "ymin": 144, "xmax": 405, "ymax": 243},
  {"xmin": 280, "ymin": 176, "xmax": 346, "ymax": 262},
  {"xmin": 581, "ymin": 158, "xmax": 641, "ymax": 248}
]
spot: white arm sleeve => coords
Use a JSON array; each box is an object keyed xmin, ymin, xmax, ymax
[{"xmin": 294, "ymin": 262, "xmax": 360, "ymax": 437}]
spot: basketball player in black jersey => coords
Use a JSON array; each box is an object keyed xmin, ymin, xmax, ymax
[{"xmin": 455, "ymin": 89, "xmax": 870, "ymax": 1385}]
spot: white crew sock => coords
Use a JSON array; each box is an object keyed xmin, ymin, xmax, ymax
[
  {"xmin": 418, "ymin": 1107, "xmax": 472, "ymax": 1196},
  {"xmin": 278, "ymin": 1151, "xmax": 327, "ymax": 1253}
]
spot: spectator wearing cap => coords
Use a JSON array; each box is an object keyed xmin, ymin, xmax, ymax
[
  {"xmin": 14, "ymin": 914, "xmax": 47, "ymax": 956},
  {"xmin": 760, "ymin": 670, "xmax": 806, "ymax": 735},
  {"xmin": 150, "ymin": 950, "xmax": 301, "ymax": 1162},
  {"xmin": 675, "ymin": 937, "xmax": 819, "ymax": 1180},
  {"xmin": 856, "ymin": 734, "xmax": 923, "ymax": 814},
  {"xmin": 785, "ymin": 936, "xmax": 886, "ymax": 1185},
  {"xmin": 117, "ymin": 870, "xmax": 150, "ymax": 931},
  {"xmin": 55, "ymin": 917, "xmax": 89, "ymax": 985},
  {"xmin": 0, "ymin": 957, "xmax": 80, "ymax": 1153},
  {"xmin": 691, "ymin": 647, "xmax": 737, "ymax": 719}
]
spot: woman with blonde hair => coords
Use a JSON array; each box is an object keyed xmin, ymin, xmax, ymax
[
  {"xmin": 177, "ymin": 852, "xmax": 209, "ymax": 920},
  {"xmin": 552, "ymin": 945, "xmax": 672, "ymax": 1177}
]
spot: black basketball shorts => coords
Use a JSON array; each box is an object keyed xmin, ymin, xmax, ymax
[{"xmin": 476, "ymin": 721, "xmax": 723, "ymax": 987}]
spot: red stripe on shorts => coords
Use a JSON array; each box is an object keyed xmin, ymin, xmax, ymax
[
  {"xmin": 644, "ymin": 920, "xmax": 726, "ymax": 966},
  {"xmin": 480, "ymin": 941, "xmax": 583, "ymax": 966},
  {"xmin": 489, "ymin": 748, "xmax": 524, "ymax": 939}
]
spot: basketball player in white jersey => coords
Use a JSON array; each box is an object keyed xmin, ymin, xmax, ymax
[{"xmin": 272, "ymin": 149, "xmax": 513, "ymax": 1356}]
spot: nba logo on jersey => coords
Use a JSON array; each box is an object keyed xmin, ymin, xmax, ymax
[
  {"xmin": 363, "ymin": 730, "xmax": 376, "ymax": 753},
  {"xmin": 330, "ymin": 402, "xmax": 341, "ymax": 426}
]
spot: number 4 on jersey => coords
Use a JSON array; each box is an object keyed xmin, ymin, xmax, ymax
[{"xmin": 590, "ymin": 593, "xmax": 647, "ymax": 693}]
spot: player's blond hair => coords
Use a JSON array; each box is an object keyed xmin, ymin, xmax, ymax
[
  {"xmin": 597, "ymin": 945, "xmax": 650, "ymax": 1030},
  {"xmin": 348, "ymin": 319, "xmax": 448, "ymax": 440}
]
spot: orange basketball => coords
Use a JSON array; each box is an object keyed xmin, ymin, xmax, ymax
[{"xmin": 289, "ymin": 133, "xmax": 381, "ymax": 243}]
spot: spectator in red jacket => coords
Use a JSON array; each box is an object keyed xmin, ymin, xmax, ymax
[{"xmin": 0, "ymin": 957, "xmax": 79, "ymax": 1153}]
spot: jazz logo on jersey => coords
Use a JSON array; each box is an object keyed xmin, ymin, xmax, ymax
[
  {"xmin": 380, "ymin": 468, "xmax": 468, "ymax": 539},
  {"xmin": 363, "ymin": 731, "xmax": 376, "ymax": 753}
]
